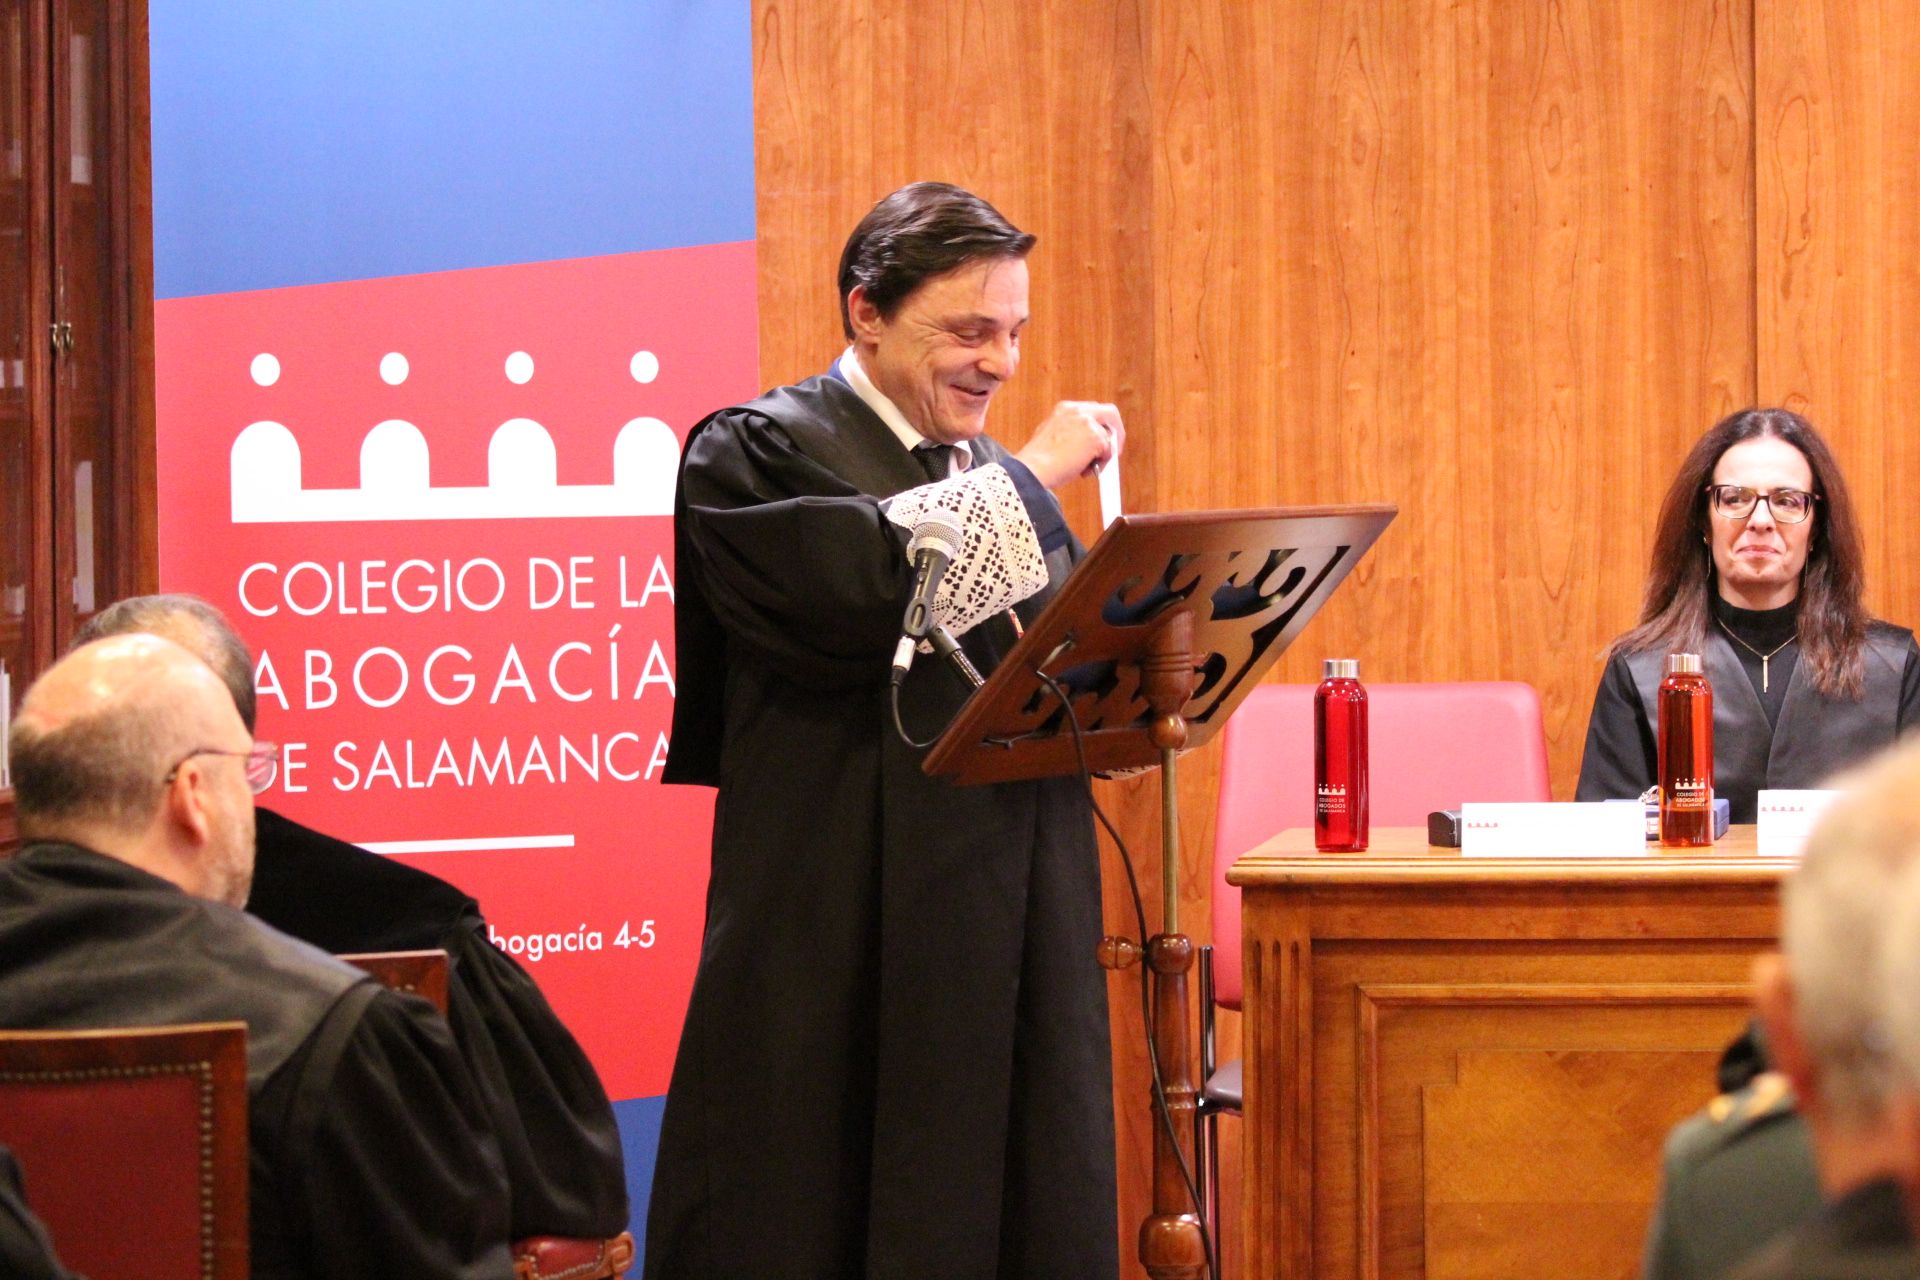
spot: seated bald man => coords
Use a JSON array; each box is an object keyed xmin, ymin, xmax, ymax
[
  {"xmin": 74, "ymin": 594, "xmax": 629, "ymax": 1249},
  {"xmin": 0, "ymin": 635, "xmax": 513, "ymax": 1280}
]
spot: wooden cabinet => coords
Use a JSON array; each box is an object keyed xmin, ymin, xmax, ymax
[
  {"xmin": 1230, "ymin": 828, "xmax": 1785, "ymax": 1280},
  {"xmin": 0, "ymin": 0, "xmax": 152, "ymax": 841}
]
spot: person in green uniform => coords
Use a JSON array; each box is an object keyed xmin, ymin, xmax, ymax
[{"xmin": 1643, "ymin": 1066, "xmax": 1821, "ymax": 1280}]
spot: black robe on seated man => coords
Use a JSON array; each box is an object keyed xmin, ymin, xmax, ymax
[
  {"xmin": 1576, "ymin": 619, "xmax": 1920, "ymax": 822},
  {"xmin": 647, "ymin": 374, "xmax": 1118, "ymax": 1280},
  {"xmin": 244, "ymin": 806, "xmax": 629, "ymax": 1240},
  {"xmin": 0, "ymin": 842, "xmax": 514, "ymax": 1280}
]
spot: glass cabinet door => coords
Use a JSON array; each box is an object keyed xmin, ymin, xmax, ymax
[
  {"xmin": 0, "ymin": 0, "xmax": 147, "ymax": 820},
  {"xmin": 52, "ymin": 0, "xmax": 132, "ymax": 647},
  {"xmin": 0, "ymin": 0, "xmax": 48, "ymax": 784}
]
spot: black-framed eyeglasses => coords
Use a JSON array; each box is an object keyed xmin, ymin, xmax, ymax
[
  {"xmin": 163, "ymin": 742, "xmax": 280, "ymax": 795},
  {"xmin": 1704, "ymin": 484, "xmax": 1819, "ymax": 524}
]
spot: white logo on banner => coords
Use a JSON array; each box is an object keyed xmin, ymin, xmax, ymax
[{"xmin": 229, "ymin": 349, "xmax": 680, "ymax": 523}]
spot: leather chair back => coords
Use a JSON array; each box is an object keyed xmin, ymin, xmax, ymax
[{"xmin": 0, "ymin": 1022, "xmax": 249, "ymax": 1279}]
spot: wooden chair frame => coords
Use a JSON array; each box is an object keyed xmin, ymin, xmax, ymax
[
  {"xmin": 0, "ymin": 1021, "xmax": 249, "ymax": 1280},
  {"xmin": 339, "ymin": 948, "xmax": 451, "ymax": 1014}
]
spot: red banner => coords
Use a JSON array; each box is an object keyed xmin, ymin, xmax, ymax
[{"xmin": 156, "ymin": 243, "xmax": 756, "ymax": 1099}]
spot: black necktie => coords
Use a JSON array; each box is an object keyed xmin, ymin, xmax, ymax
[{"xmin": 914, "ymin": 443, "xmax": 956, "ymax": 482}]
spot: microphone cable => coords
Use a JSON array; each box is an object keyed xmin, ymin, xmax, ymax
[
  {"xmin": 885, "ymin": 646, "xmax": 1219, "ymax": 1277},
  {"xmin": 890, "ymin": 678, "xmax": 945, "ymax": 750},
  {"xmin": 889, "ymin": 628, "xmax": 985, "ymax": 750},
  {"xmin": 1034, "ymin": 668, "xmax": 1217, "ymax": 1280}
]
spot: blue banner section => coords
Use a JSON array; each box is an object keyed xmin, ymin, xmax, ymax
[
  {"xmin": 614, "ymin": 1095, "xmax": 667, "ymax": 1266},
  {"xmin": 151, "ymin": 1, "xmax": 754, "ymax": 299}
]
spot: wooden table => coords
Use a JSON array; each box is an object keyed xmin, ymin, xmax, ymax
[{"xmin": 1227, "ymin": 826, "xmax": 1791, "ymax": 1280}]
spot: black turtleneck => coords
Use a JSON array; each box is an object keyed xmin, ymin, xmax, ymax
[{"xmin": 1712, "ymin": 595, "xmax": 1801, "ymax": 730}]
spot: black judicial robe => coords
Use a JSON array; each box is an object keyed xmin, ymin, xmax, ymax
[
  {"xmin": 647, "ymin": 376, "xmax": 1118, "ymax": 1279},
  {"xmin": 0, "ymin": 843, "xmax": 513, "ymax": 1280},
  {"xmin": 244, "ymin": 807, "xmax": 629, "ymax": 1240},
  {"xmin": 1576, "ymin": 623, "xmax": 1920, "ymax": 822}
]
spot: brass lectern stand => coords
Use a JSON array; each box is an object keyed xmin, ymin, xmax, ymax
[{"xmin": 924, "ymin": 504, "xmax": 1395, "ymax": 1280}]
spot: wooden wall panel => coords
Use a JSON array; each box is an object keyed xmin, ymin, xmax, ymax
[
  {"xmin": 1141, "ymin": 5, "xmax": 1751, "ymax": 1263},
  {"xmin": 754, "ymin": 1, "xmax": 1755, "ymax": 1275},
  {"xmin": 1757, "ymin": 0, "xmax": 1920, "ymax": 632},
  {"xmin": 1240, "ymin": 0, "xmax": 1754, "ymax": 762},
  {"xmin": 1423, "ymin": 1049, "xmax": 1716, "ymax": 1279}
]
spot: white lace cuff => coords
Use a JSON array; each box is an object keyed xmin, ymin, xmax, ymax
[{"xmin": 885, "ymin": 463, "xmax": 1050, "ymax": 637}]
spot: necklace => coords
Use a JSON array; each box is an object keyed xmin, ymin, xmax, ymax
[{"xmin": 1715, "ymin": 618, "xmax": 1796, "ymax": 693}]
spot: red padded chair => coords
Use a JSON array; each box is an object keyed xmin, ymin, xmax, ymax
[
  {"xmin": 0, "ymin": 1022, "xmax": 249, "ymax": 1280},
  {"xmin": 1197, "ymin": 681, "xmax": 1553, "ymax": 1226}
]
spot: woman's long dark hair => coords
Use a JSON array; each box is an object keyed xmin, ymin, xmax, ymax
[{"xmin": 1614, "ymin": 407, "xmax": 1868, "ymax": 699}]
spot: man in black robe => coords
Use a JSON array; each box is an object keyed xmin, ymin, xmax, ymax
[
  {"xmin": 646, "ymin": 182, "xmax": 1125, "ymax": 1278},
  {"xmin": 1, "ymin": 633, "xmax": 514, "ymax": 1279},
  {"xmin": 73, "ymin": 594, "xmax": 630, "ymax": 1249}
]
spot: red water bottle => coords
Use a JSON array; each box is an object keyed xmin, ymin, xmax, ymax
[
  {"xmin": 1657, "ymin": 652, "xmax": 1714, "ymax": 846},
  {"xmin": 1315, "ymin": 659, "xmax": 1368, "ymax": 851}
]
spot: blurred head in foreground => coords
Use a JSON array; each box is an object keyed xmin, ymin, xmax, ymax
[{"xmin": 1760, "ymin": 737, "xmax": 1920, "ymax": 1198}]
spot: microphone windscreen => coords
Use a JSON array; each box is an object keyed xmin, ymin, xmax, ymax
[{"xmin": 908, "ymin": 511, "xmax": 966, "ymax": 560}]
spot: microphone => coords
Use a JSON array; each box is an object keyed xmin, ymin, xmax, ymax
[
  {"xmin": 900, "ymin": 511, "xmax": 965, "ymax": 641},
  {"xmin": 891, "ymin": 511, "xmax": 965, "ymax": 687},
  {"xmin": 889, "ymin": 623, "xmax": 987, "ymax": 691},
  {"xmin": 929, "ymin": 625, "xmax": 984, "ymax": 689}
]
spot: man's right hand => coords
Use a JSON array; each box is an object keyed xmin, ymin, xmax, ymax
[{"xmin": 1014, "ymin": 401, "xmax": 1124, "ymax": 491}]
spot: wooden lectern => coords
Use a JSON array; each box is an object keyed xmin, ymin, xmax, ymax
[{"xmin": 924, "ymin": 504, "xmax": 1396, "ymax": 1280}]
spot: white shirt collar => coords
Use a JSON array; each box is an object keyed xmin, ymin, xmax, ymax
[{"xmin": 837, "ymin": 347, "xmax": 972, "ymax": 471}]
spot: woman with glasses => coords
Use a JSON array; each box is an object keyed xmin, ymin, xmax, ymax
[{"xmin": 1575, "ymin": 406, "xmax": 1920, "ymax": 822}]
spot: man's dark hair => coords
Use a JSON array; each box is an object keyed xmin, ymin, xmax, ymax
[
  {"xmin": 837, "ymin": 182, "xmax": 1036, "ymax": 340},
  {"xmin": 74, "ymin": 594, "xmax": 258, "ymax": 732}
]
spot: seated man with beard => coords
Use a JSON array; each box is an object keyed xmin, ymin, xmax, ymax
[
  {"xmin": 73, "ymin": 594, "xmax": 630, "ymax": 1254},
  {"xmin": 1, "ymin": 634, "xmax": 512, "ymax": 1279}
]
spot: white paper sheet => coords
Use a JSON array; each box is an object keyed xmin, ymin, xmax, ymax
[{"xmin": 1098, "ymin": 438, "xmax": 1123, "ymax": 529}]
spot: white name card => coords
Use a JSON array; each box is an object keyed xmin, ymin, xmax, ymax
[
  {"xmin": 1460, "ymin": 802, "xmax": 1649, "ymax": 858},
  {"xmin": 1756, "ymin": 789, "xmax": 1842, "ymax": 858}
]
